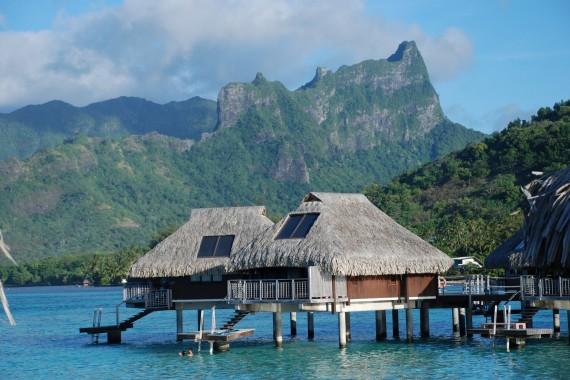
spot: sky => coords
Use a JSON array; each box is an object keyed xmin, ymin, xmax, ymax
[{"xmin": 0, "ymin": 0, "xmax": 568, "ymax": 133}]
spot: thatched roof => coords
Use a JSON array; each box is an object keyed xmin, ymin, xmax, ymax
[
  {"xmin": 129, "ymin": 206, "xmax": 273, "ymax": 278},
  {"xmin": 486, "ymin": 166, "xmax": 570, "ymax": 273},
  {"xmin": 227, "ymin": 192, "xmax": 453, "ymax": 276},
  {"xmin": 518, "ymin": 166, "xmax": 570, "ymax": 271},
  {"xmin": 485, "ymin": 228, "xmax": 524, "ymax": 269}
]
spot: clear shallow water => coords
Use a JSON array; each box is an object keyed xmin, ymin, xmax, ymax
[{"xmin": 0, "ymin": 286, "xmax": 568, "ymax": 380}]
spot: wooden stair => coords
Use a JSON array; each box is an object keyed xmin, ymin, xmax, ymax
[
  {"xmin": 80, "ymin": 308, "xmax": 159, "ymax": 335},
  {"xmin": 518, "ymin": 306, "xmax": 540, "ymax": 327},
  {"xmin": 221, "ymin": 310, "xmax": 250, "ymax": 331}
]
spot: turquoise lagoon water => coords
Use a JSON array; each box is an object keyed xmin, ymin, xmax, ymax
[{"xmin": 0, "ymin": 286, "xmax": 568, "ymax": 379}]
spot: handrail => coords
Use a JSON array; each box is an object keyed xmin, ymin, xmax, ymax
[{"xmin": 228, "ymin": 278, "xmax": 309, "ymax": 302}]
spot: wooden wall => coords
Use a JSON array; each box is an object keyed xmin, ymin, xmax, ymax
[
  {"xmin": 346, "ymin": 274, "xmax": 438, "ymax": 299},
  {"xmin": 171, "ymin": 279, "xmax": 226, "ymax": 300},
  {"xmin": 346, "ymin": 275, "xmax": 402, "ymax": 299}
]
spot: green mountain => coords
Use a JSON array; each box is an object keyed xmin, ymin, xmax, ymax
[
  {"xmin": 0, "ymin": 41, "xmax": 483, "ymax": 262},
  {"xmin": 365, "ymin": 100, "xmax": 570, "ymax": 264},
  {"xmin": 0, "ymin": 96, "xmax": 217, "ymax": 160}
]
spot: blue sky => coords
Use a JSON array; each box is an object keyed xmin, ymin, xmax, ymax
[{"xmin": 0, "ymin": 0, "xmax": 568, "ymax": 133}]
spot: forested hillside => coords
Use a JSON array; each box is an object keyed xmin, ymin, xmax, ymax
[{"xmin": 365, "ymin": 100, "xmax": 570, "ymax": 263}]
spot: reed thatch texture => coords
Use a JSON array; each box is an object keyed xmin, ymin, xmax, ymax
[
  {"xmin": 519, "ymin": 166, "xmax": 570, "ymax": 271},
  {"xmin": 227, "ymin": 192, "xmax": 453, "ymax": 276},
  {"xmin": 485, "ymin": 228, "xmax": 524, "ymax": 269},
  {"xmin": 129, "ymin": 206, "xmax": 273, "ymax": 278}
]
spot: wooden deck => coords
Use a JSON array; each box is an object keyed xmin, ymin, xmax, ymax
[
  {"xmin": 468, "ymin": 327, "xmax": 553, "ymax": 339},
  {"xmin": 177, "ymin": 328, "xmax": 255, "ymax": 342}
]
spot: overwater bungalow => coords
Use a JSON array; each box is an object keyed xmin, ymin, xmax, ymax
[
  {"xmin": 485, "ymin": 166, "xmax": 570, "ymax": 333},
  {"xmin": 226, "ymin": 192, "xmax": 453, "ymax": 346},
  {"xmin": 81, "ymin": 206, "xmax": 273, "ymax": 343}
]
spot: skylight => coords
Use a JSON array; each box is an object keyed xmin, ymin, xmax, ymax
[
  {"xmin": 275, "ymin": 213, "xmax": 319, "ymax": 239},
  {"xmin": 197, "ymin": 235, "xmax": 235, "ymax": 258}
]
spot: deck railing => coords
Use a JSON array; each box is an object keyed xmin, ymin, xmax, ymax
[
  {"xmin": 123, "ymin": 283, "xmax": 172, "ymax": 309},
  {"xmin": 439, "ymin": 275, "xmax": 521, "ymax": 296},
  {"xmin": 227, "ymin": 279, "xmax": 309, "ymax": 303},
  {"xmin": 521, "ymin": 276, "xmax": 570, "ymax": 299}
]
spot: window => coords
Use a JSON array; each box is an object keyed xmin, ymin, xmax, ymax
[
  {"xmin": 197, "ymin": 235, "xmax": 235, "ymax": 258},
  {"xmin": 276, "ymin": 213, "xmax": 319, "ymax": 239}
]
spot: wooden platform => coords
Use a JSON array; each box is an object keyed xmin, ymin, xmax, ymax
[
  {"xmin": 468, "ymin": 327, "xmax": 553, "ymax": 339},
  {"xmin": 177, "ymin": 328, "xmax": 255, "ymax": 342}
]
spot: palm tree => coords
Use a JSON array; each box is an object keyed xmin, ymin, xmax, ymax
[{"xmin": 0, "ymin": 229, "xmax": 16, "ymax": 326}]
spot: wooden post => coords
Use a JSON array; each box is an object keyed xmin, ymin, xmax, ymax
[
  {"xmin": 392, "ymin": 309, "xmax": 400, "ymax": 339},
  {"xmin": 197, "ymin": 309, "xmax": 202, "ymax": 330},
  {"xmin": 307, "ymin": 312, "xmax": 315, "ymax": 340},
  {"xmin": 345, "ymin": 312, "xmax": 351, "ymax": 342},
  {"xmin": 459, "ymin": 308, "xmax": 466, "ymax": 336},
  {"xmin": 452, "ymin": 308, "xmax": 459, "ymax": 333},
  {"xmin": 375, "ymin": 310, "xmax": 387, "ymax": 341},
  {"xmin": 290, "ymin": 312, "xmax": 297, "ymax": 336},
  {"xmin": 553, "ymin": 309, "xmax": 561, "ymax": 334},
  {"xmin": 107, "ymin": 330, "xmax": 121, "ymax": 344},
  {"xmin": 176, "ymin": 307, "xmax": 183, "ymax": 341},
  {"xmin": 466, "ymin": 307, "xmax": 473, "ymax": 337},
  {"xmin": 406, "ymin": 307, "xmax": 413, "ymax": 343},
  {"xmin": 338, "ymin": 312, "xmax": 347, "ymax": 348},
  {"xmin": 420, "ymin": 306, "xmax": 430, "ymax": 338},
  {"xmin": 273, "ymin": 312, "xmax": 283, "ymax": 347},
  {"xmin": 567, "ymin": 310, "xmax": 570, "ymax": 343}
]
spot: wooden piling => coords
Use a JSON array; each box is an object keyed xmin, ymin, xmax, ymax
[
  {"xmin": 273, "ymin": 312, "xmax": 283, "ymax": 347},
  {"xmin": 338, "ymin": 312, "xmax": 347, "ymax": 348},
  {"xmin": 197, "ymin": 309, "xmax": 202, "ymax": 330},
  {"xmin": 553, "ymin": 309, "xmax": 560, "ymax": 333},
  {"xmin": 307, "ymin": 312, "xmax": 315, "ymax": 340},
  {"xmin": 375, "ymin": 310, "xmax": 387, "ymax": 341},
  {"xmin": 567, "ymin": 310, "xmax": 570, "ymax": 343},
  {"xmin": 466, "ymin": 307, "xmax": 473, "ymax": 337},
  {"xmin": 392, "ymin": 309, "xmax": 400, "ymax": 339},
  {"xmin": 459, "ymin": 308, "xmax": 466, "ymax": 336},
  {"xmin": 420, "ymin": 306, "xmax": 430, "ymax": 338},
  {"xmin": 346, "ymin": 312, "xmax": 351, "ymax": 342},
  {"xmin": 452, "ymin": 308, "xmax": 459, "ymax": 333},
  {"xmin": 107, "ymin": 330, "xmax": 121, "ymax": 344},
  {"xmin": 406, "ymin": 308, "xmax": 413, "ymax": 343},
  {"xmin": 176, "ymin": 307, "xmax": 183, "ymax": 340},
  {"xmin": 290, "ymin": 312, "xmax": 297, "ymax": 336}
]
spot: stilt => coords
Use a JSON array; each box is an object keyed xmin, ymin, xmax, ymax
[
  {"xmin": 406, "ymin": 308, "xmax": 413, "ymax": 343},
  {"xmin": 273, "ymin": 312, "xmax": 283, "ymax": 347},
  {"xmin": 420, "ymin": 306, "xmax": 430, "ymax": 338},
  {"xmin": 459, "ymin": 308, "xmax": 466, "ymax": 336},
  {"xmin": 345, "ymin": 312, "xmax": 351, "ymax": 342},
  {"xmin": 466, "ymin": 307, "xmax": 473, "ymax": 337},
  {"xmin": 307, "ymin": 312, "xmax": 315, "ymax": 340},
  {"xmin": 176, "ymin": 307, "xmax": 184, "ymax": 341},
  {"xmin": 392, "ymin": 309, "xmax": 400, "ymax": 339},
  {"xmin": 375, "ymin": 310, "xmax": 387, "ymax": 341},
  {"xmin": 452, "ymin": 308, "xmax": 459, "ymax": 333},
  {"xmin": 567, "ymin": 310, "xmax": 570, "ymax": 343},
  {"xmin": 290, "ymin": 312, "xmax": 297, "ymax": 336},
  {"xmin": 553, "ymin": 309, "xmax": 560, "ymax": 334},
  {"xmin": 107, "ymin": 330, "xmax": 121, "ymax": 344},
  {"xmin": 338, "ymin": 312, "xmax": 347, "ymax": 348},
  {"xmin": 197, "ymin": 309, "xmax": 202, "ymax": 330}
]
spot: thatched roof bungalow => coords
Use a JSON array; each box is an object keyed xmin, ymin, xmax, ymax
[
  {"xmin": 486, "ymin": 166, "xmax": 570, "ymax": 275},
  {"xmin": 227, "ymin": 192, "xmax": 452, "ymax": 305},
  {"xmin": 128, "ymin": 206, "xmax": 273, "ymax": 304}
]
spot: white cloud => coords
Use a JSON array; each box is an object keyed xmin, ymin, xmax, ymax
[
  {"xmin": 0, "ymin": 0, "xmax": 474, "ymax": 110},
  {"xmin": 445, "ymin": 103, "xmax": 533, "ymax": 133}
]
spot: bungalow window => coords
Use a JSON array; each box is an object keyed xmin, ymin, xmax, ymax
[
  {"xmin": 197, "ymin": 235, "xmax": 235, "ymax": 258},
  {"xmin": 276, "ymin": 213, "xmax": 319, "ymax": 239}
]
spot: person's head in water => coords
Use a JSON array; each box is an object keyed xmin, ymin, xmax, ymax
[{"xmin": 187, "ymin": 348, "xmax": 193, "ymax": 357}]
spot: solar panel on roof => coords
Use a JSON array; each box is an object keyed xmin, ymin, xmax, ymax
[
  {"xmin": 276, "ymin": 213, "xmax": 319, "ymax": 239},
  {"xmin": 197, "ymin": 235, "xmax": 235, "ymax": 258}
]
